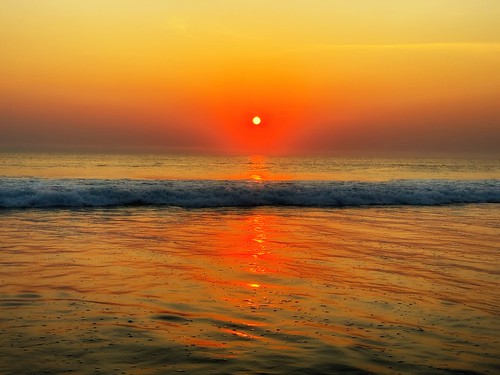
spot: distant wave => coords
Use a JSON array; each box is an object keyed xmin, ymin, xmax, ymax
[{"xmin": 0, "ymin": 178, "xmax": 499, "ymax": 209}]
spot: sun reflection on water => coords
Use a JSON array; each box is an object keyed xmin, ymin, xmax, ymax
[
  {"xmin": 246, "ymin": 214, "xmax": 274, "ymax": 280},
  {"xmin": 223, "ymin": 155, "xmax": 292, "ymax": 180},
  {"xmin": 248, "ymin": 155, "xmax": 268, "ymax": 182}
]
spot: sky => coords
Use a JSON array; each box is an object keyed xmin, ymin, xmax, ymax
[{"xmin": 1, "ymin": 0, "xmax": 499, "ymax": 155}]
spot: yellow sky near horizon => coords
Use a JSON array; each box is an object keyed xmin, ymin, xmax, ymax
[{"xmin": 1, "ymin": 0, "xmax": 499, "ymax": 155}]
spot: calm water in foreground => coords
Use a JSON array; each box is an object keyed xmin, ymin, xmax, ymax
[{"xmin": 0, "ymin": 154, "xmax": 499, "ymax": 374}]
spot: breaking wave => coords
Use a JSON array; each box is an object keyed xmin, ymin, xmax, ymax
[{"xmin": 0, "ymin": 177, "xmax": 499, "ymax": 209}]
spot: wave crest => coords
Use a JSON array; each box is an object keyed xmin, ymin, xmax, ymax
[{"xmin": 1, "ymin": 178, "xmax": 499, "ymax": 209}]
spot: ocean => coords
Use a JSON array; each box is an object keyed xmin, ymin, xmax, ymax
[{"xmin": 1, "ymin": 153, "xmax": 499, "ymax": 374}]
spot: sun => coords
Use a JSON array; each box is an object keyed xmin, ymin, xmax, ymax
[{"xmin": 252, "ymin": 116, "xmax": 261, "ymax": 125}]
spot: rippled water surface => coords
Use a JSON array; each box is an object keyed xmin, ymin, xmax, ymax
[
  {"xmin": 1, "ymin": 153, "xmax": 499, "ymax": 181},
  {"xmin": 1, "ymin": 205, "xmax": 499, "ymax": 374}
]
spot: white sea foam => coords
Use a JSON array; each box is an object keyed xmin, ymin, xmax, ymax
[{"xmin": 0, "ymin": 178, "xmax": 498, "ymax": 209}]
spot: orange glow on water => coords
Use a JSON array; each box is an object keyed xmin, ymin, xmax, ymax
[
  {"xmin": 219, "ymin": 327, "xmax": 262, "ymax": 340},
  {"xmin": 226, "ymin": 155, "xmax": 292, "ymax": 181},
  {"xmin": 209, "ymin": 207, "xmax": 282, "ymax": 291},
  {"xmin": 248, "ymin": 155, "xmax": 268, "ymax": 182}
]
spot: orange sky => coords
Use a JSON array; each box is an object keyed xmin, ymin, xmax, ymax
[{"xmin": 1, "ymin": 1, "xmax": 499, "ymax": 155}]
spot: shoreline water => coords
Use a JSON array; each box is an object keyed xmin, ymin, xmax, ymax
[{"xmin": 1, "ymin": 204, "xmax": 499, "ymax": 374}]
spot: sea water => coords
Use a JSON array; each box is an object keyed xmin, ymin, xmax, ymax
[{"xmin": 0, "ymin": 153, "xmax": 499, "ymax": 374}]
